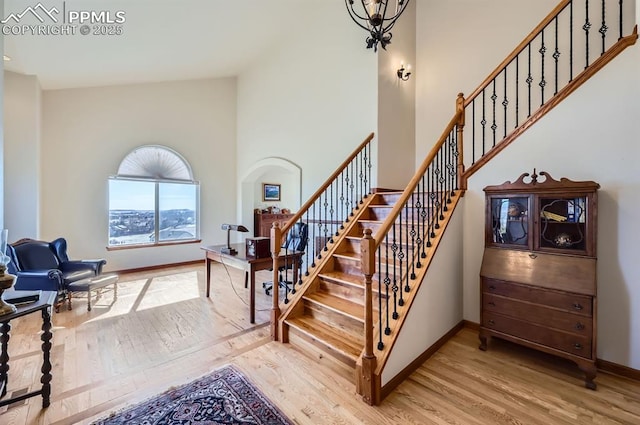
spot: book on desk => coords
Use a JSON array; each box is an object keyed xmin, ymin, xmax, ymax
[{"xmin": 2, "ymin": 289, "xmax": 41, "ymax": 305}]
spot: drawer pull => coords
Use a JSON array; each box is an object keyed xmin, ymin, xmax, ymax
[
  {"xmin": 488, "ymin": 319, "xmax": 495, "ymax": 325},
  {"xmin": 489, "ymin": 285, "xmax": 496, "ymax": 290},
  {"xmin": 488, "ymin": 301, "xmax": 496, "ymax": 307},
  {"xmin": 572, "ymin": 303, "xmax": 584, "ymax": 311},
  {"xmin": 574, "ymin": 343, "xmax": 583, "ymax": 350},
  {"xmin": 529, "ymin": 253, "xmax": 538, "ymax": 259},
  {"xmin": 574, "ymin": 322, "xmax": 585, "ymax": 331}
]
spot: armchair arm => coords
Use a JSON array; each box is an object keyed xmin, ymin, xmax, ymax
[
  {"xmin": 61, "ymin": 259, "xmax": 106, "ymax": 275},
  {"xmin": 13, "ymin": 269, "xmax": 65, "ymax": 292}
]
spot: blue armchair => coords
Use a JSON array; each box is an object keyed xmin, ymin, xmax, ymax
[{"xmin": 6, "ymin": 237, "xmax": 106, "ymax": 311}]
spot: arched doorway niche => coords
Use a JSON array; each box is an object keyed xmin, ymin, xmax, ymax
[{"xmin": 239, "ymin": 158, "xmax": 302, "ymax": 236}]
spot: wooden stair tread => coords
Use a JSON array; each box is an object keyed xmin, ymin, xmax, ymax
[
  {"xmin": 286, "ymin": 316, "xmax": 363, "ymax": 361},
  {"xmin": 304, "ymin": 292, "xmax": 365, "ymax": 322}
]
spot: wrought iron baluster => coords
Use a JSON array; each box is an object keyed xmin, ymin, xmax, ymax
[
  {"xmin": 404, "ymin": 200, "xmax": 411, "ymax": 292},
  {"xmin": 377, "ymin": 245, "xmax": 384, "ymax": 350},
  {"xmin": 340, "ymin": 170, "xmax": 345, "ymax": 229},
  {"xmin": 481, "ymin": 89, "xmax": 486, "ymax": 155},
  {"xmin": 516, "ymin": 56, "xmax": 519, "ymax": 127},
  {"xmin": 439, "ymin": 149, "xmax": 445, "ymax": 222},
  {"xmin": 330, "ymin": 181, "xmax": 336, "ymax": 241},
  {"xmin": 323, "ymin": 192, "xmax": 329, "ymax": 251},
  {"xmin": 397, "ymin": 207, "xmax": 405, "ymax": 305},
  {"xmin": 619, "ymin": 0, "xmax": 623, "ymax": 40},
  {"xmin": 570, "ymin": 0, "xmax": 574, "ymax": 81},
  {"xmin": 311, "ymin": 203, "xmax": 317, "ymax": 266},
  {"xmin": 503, "ymin": 68, "xmax": 508, "ymax": 139},
  {"xmin": 540, "ymin": 28, "xmax": 547, "ymax": 106},
  {"xmin": 554, "ymin": 16, "xmax": 560, "ymax": 95},
  {"xmin": 384, "ymin": 235, "xmax": 391, "ymax": 336},
  {"xmin": 491, "ymin": 79, "xmax": 497, "ymax": 147},
  {"xmin": 584, "ymin": 0, "xmax": 591, "ymax": 68},
  {"xmin": 350, "ymin": 162, "xmax": 355, "ymax": 216},
  {"xmin": 472, "ymin": 99, "xmax": 476, "ymax": 164},
  {"xmin": 358, "ymin": 151, "xmax": 364, "ymax": 206},
  {"xmin": 305, "ymin": 211, "xmax": 310, "ymax": 276},
  {"xmin": 599, "ymin": 0, "xmax": 607, "ymax": 54},
  {"xmin": 391, "ymin": 226, "xmax": 399, "ymax": 319},
  {"xmin": 527, "ymin": 43, "xmax": 532, "ymax": 117},
  {"xmin": 410, "ymin": 184, "xmax": 417, "ymax": 279},
  {"xmin": 365, "ymin": 143, "xmax": 371, "ymax": 197},
  {"xmin": 453, "ymin": 127, "xmax": 459, "ymax": 192},
  {"xmin": 429, "ymin": 163, "xmax": 436, "ymax": 239}
]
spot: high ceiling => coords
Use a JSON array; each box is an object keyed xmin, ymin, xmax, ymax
[{"xmin": 3, "ymin": 0, "xmax": 316, "ymax": 90}]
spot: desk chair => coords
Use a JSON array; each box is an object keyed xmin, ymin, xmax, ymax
[{"xmin": 262, "ymin": 222, "xmax": 308, "ymax": 296}]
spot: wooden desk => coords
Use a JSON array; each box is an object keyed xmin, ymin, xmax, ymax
[
  {"xmin": 201, "ymin": 243, "xmax": 302, "ymax": 324},
  {"xmin": 0, "ymin": 290, "xmax": 56, "ymax": 408}
]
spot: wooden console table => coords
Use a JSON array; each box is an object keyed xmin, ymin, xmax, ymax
[{"xmin": 0, "ymin": 290, "xmax": 56, "ymax": 408}]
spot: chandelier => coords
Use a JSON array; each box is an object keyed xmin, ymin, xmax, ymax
[{"xmin": 345, "ymin": 0, "xmax": 410, "ymax": 51}]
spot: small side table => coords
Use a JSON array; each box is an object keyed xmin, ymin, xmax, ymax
[{"xmin": 0, "ymin": 290, "xmax": 56, "ymax": 408}]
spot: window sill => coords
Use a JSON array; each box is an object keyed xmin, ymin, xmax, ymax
[{"xmin": 106, "ymin": 239, "xmax": 202, "ymax": 251}]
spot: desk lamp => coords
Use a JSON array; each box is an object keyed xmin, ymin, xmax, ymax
[{"xmin": 221, "ymin": 224, "xmax": 249, "ymax": 255}]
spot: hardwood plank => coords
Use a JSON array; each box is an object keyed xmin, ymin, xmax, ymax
[{"xmin": 1, "ymin": 265, "xmax": 638, "ymax": 425}]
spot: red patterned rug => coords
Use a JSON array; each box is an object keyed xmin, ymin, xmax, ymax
[{"xmin": 92, "ymin": 365, "xmax": 292, "ymax": 424}]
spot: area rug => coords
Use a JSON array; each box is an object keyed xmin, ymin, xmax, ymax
[{"xmin": 92, "ymin": 365, "xmax": 293, "ymax": 424}]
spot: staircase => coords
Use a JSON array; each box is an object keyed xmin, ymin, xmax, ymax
[
  {"xmin": 267, "ymin": 0, "xmax": 637, "ymax": 407},
  {"xmin": 281, "ymin": 192, "xmax": 402, "ymax": 368}
]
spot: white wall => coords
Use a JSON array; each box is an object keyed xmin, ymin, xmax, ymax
[
  {"xmin": 4, "ymin": 71, "xmax": 40, "ymax": 239},
  {"xmin": 236, "ymin": 1, "xmax": 378, "ymax": 203},
  {"xmin": 39, "ymin": 78, "xmax": 237, "ymax": 271},
  {"xmin": 416, "ymin": 0, "xmax": 558, "ymax": 163},
  {"xmin": 417, "ymin": 0, "xmax": 640, "ymax": 369},
  {"xmin": 377, "ymin": 0, "xmax": 416, "ymax": 190},
  {"xmin": 383, "ymin": 204, "xmax": 463, "ymax": 385}
]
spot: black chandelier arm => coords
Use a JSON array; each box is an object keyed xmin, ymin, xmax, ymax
[
  {"xmin": 345, "ymin": 0, "xmax": 372, "ymax": 31},
  {"xmin": 347, "ymin": 0, "xmax": 411, "ymax": 51}
]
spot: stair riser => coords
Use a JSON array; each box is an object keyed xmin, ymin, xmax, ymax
[
  {"xmin": 318, "ymin": 277, "xmax": 387, "ymax": 304},
  {"xmin": 303, "ymin": 302, "xmax": 364, "ymax": 337},
  {"xmin": 287, "ymin": 328, "xmax": 357, "ymax": 369},
  {"xmin": 286, "ymin": 330, "xmax": 356, "ymax": 378},
  {"xmin": 366, "ymin": 207, "xmax": 430, "ymax": 222}
]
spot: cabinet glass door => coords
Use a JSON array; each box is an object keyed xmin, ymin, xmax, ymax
[
  {"xmin": 538, "ymin": 197, "xmax": 587, "ymax": 252},
  {"xmin": 490, "ymin": 197, "xmax": 529, "ymax": 246}
]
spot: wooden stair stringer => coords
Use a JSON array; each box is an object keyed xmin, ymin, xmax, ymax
[
  {"xmin": 278, "ymin": 193, "xmax": 382, "ymax": 342},
  {"xmin": 355, "ymin": 191, "xmax": 463, "ymax": 395}
]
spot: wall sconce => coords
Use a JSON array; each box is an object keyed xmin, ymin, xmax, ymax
[
  {"xmin": 221, "ymin": 224, "xmax": 249, "ymax": 255},
  {"xmin": 397, "ymin": 63, "xmax": 411, "ymax": 81}
]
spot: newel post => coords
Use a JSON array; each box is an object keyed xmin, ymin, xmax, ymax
[
  {"xmin": 270, "ymin": 222, "xmax": 282, "ymax": 341},
  {"xmin": 456, "ymin": 92, "xmax": 467, "ymax": 191},
  {"xmin": 359, "ymin": 228, "xmax": 378, "ymax": 405}
]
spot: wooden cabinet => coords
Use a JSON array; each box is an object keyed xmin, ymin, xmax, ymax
[
  {"xmin": 254, "ymin": 212, "xmax": 295, "ymax": 237},
  {"xmin": 479, "ymin": 170, "xmax": 599, "ymax": 389}
]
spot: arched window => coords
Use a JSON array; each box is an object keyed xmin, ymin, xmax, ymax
[{"xmin": 108, "ymin": 145, "xmax": 200, "ymax": 248}]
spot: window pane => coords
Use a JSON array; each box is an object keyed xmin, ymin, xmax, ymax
[
  {"xmin": 158, "ymin": 182, "xmax": 198, "ymax": 242},
  {"xmin": 109, "ymin": 180, "xmax": 156, "ymax": 246}
]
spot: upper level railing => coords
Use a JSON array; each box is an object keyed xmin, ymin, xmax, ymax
[
  {"xmin": 267, "ymin": 132, "xmax": 375, "ymax": 338},
  {"xmin": 461, "ymin": 0, "xmax": 637, "ymax": 184}
]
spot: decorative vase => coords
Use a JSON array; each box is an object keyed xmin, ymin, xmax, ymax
[{"xmin": 0, "ymin": 229, "xmax": 17, "ymax": 316}]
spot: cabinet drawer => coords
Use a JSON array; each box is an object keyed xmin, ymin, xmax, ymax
[
  {"xmin": 483, "ymin": 293, "xmax": 592, "ymax": 335},
  {"xmin": 482, "ymin": 311, "xmax": 592, "ymax": 359},
  {"xmin": 483, "ymin": 279, "xmax": 593, "ymax": 316}
]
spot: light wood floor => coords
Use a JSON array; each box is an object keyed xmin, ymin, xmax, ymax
[{"xmin": 1, "ymin": 264, "xmax": 638, "ymax": 424}]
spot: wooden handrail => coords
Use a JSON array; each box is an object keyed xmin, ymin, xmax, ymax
[
  {"xmin": 464, "ymin": 0, "xmax": 571, "ymax": 106},
  {"xmin": 373, "ymin": 115, "xmax": 460, "ymax": 247},
  {"xmin": 279, "ymin": 132, "xmax": 375, "ymax": 238},
  {"xmin": 268, "ymin": 132, "xmax": 374, "ymax": 340}
]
